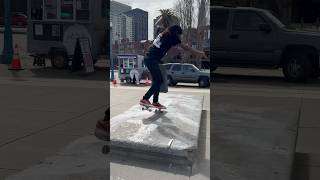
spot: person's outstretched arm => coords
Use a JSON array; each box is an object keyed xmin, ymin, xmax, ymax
[{"xmin": 180, "ymin": 44, "xmax": 207, "ymax": 58}]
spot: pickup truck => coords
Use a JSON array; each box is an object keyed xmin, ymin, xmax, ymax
[
  {"xmin": 165, "ymin": 63, "xmax": 210, "ymax": 87},
  {"xmin": 213, "ymin": 6, "xmax": 320, "ymax": 82}
]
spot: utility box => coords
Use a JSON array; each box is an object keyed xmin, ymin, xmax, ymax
[{"xmin": 117, "ymin": 54, "xmax": 147, "ymax": 83}]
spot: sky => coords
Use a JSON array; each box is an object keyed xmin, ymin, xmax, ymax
[{"xmin": 115, "ymin": 0, "xmax": 176, "ymax": 40}]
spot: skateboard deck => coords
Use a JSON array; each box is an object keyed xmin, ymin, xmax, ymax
[{"xmin": 140, "ymin": 104, "xmax": 166, "ymax": 113}]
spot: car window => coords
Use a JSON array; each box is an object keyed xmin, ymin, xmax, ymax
[
  {"xmin": 183, "ymin": 65, "xmax": 196, "ymax": 72},
  {"xmin": 172, "ymin": 64, "xmax": 182, "ymax": 71},
  {"xmin": 213, "ymin": 9, "xmax": 229, "ymax": 30},
  {"xmin": 165, "ymin": 64, "xmax": 172, "ymax": 70},
  {"xmin": 233, "ymin": 11, "xmax": 266, "ymax": 31}
]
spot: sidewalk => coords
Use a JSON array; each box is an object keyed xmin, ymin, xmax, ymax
[
  {"xmin": 292, "ymin": 98, "xmax": 320, "ymax": 180},
  {"xmin": 6, "ymin": 85, "xmax": 210, "ymax": 180},
  {"xmin": 213, "ymin": 94, "xmax": 300, "ymax": 180}
]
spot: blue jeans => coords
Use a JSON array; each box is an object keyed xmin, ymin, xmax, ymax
[{"xmin": 143, "ymin": 57, "xmax": 163, "ymax": 103}]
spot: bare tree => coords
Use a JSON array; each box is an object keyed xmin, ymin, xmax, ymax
[
  {"xmin": 197, "ymin": 0, "xmax": 209, "ymax": 28},
  {"xmin": 174, "ymin": 0, "xmax": 195, "ymax": 43}
]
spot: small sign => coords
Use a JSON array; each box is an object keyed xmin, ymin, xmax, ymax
[{"xmin": 78, "ymin": 38, "xmax": 94, "ymax": 73}]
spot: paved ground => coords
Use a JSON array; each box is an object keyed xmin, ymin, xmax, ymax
[
  {"xmin": 1, "ymin": 32, "xmax": 210, "ymax": 180},
  {"xmin": 2, "ymin": 82, "xmax": 210, "ymax": 180},
  {"xmin": 0, "ymin": 33, "xmax": 108, "ymax": 179},
  {"xmin": 213, "ymin": 67, "xmax": 320, "ymax": 180},
  {"xmin": 110, "ymin": 85, "xmax": 210, "ymax": 180},
  {"xmin": 0, "ymin": 72, "xmax": 107, "ymax": 179}
]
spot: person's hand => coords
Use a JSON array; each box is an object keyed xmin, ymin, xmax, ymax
[{"xmin": 199, "ymin": 51, "xmax": 207, "ymax": 59}]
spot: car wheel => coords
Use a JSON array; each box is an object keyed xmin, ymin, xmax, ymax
[
  {"xmin": 125, "ymin": 77, "xmax": 131, "ymax": 83},
  {"xmin": 283, "ymin": 53, "xmax": 312, "ymax": 82},
  {"xmin": 199, "ymin": 77, "xmax": 209, "ymax": 88},
  {"xmin": 51, "ymin": 52, "xmax": 68, "ymax": 69}
]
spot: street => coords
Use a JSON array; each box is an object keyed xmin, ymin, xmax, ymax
[{"xmin": 213, "ymin": 67, "xmax": 320, "ymax": 180}]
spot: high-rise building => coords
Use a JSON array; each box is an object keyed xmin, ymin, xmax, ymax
[
  {"xmin": 153, "ymin": 16, "xmax": 161, "ymax": 39},
  {"xmin": 117, "ymin": 14, "xmax": 134, "ymax": 42},
  {"xmin": 110, "ymin": 1, "xmax": 131, "ymax": 43},
  {"xmin": 124, "ymin": 8, "xmax": 148, "ymax": 42}
]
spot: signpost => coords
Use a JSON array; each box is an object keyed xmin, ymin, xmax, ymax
[
  {"xmin": 110, "ymin": 23, "xmax": 114, "ymax": 81},
  {"xmin": 1, "ymin": 0, "xmax": 13, "ymax": 64},
  {"xmin": 78, "ymin": 38, "xmax": 94, "ymax": 73}
]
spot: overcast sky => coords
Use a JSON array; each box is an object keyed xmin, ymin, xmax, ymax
[{"xmin": 115, "ymin": 0, "xmax": 176, "ymax": 40}]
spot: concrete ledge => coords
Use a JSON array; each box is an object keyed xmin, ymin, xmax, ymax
[{"xmin": 110, "ymin": 94, "xmax": 204, "ymax": 163}]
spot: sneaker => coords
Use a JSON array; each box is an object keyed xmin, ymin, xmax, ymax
[
  {"xmin": 94, "ymin": 109, "xmax": 110, "ymax": 141},
  {"xmin": 152, "ymin": 102, "xmax": 166, "ymax": 109},
  {"xmin": 140, "ymin": 99, "xmax": 152, "ymax": 107}
]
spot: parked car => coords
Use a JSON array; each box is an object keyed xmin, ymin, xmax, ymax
[
  {"xmin": 0, "ymin": 12, "xmax": 27, "ymax": 27},
  {"xmin": 165, "ymin": 63, "xmax": 210, "ymax": 88},
  {"xmin": 213, "ymin": 6, "xmax": 320, "ymax": 82}
]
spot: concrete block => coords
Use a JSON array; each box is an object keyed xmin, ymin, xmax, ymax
[{"xmin": 110, "ymin": 94, "xmax": 204, "ymax": 163}]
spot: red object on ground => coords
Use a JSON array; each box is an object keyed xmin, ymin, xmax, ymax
[{"xmin": 9, "ymin": 44, "xmax": 24, "ymax": 71}]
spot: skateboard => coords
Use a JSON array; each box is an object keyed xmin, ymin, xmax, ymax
[{"xmin": 140, "ymin": 104, "xmax": 165, "ymax": 113}]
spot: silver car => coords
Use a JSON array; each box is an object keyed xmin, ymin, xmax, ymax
[{"xmin": 165, "ymin": 63, "xmax": 210, "ymax": 88}]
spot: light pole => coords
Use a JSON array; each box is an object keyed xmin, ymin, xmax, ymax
[
  {"xmin": 1, "ymin": 0, "xmax": 13, "ymax": 64},
  {"xmin": 110, "ymin": 23, "xmax": 114, "ymax": 81}
]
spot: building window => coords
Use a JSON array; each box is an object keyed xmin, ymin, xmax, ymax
[
  {"xmin": 52, "ymin": 25, "xmax": 61, "ymax": 37},
  {"xmin": 44, "ymin": 0, "xmax": 58, "ymax": 19},
  {"xmin": 76, "ymin": 0, "xmax": 89, "ymax": 20},
  {"xmin": 34, "ymin": 24, "xmax": 62, "ymax": 41},
  {"xmin": 61, "ymin": 0, "xmax": 74, "ymax": 20},
  {"xmin": 31, "ymin": 0, "xmax": 43, "ymax": 20}
]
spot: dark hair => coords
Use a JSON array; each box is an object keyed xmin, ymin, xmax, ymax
[
  {"xmin": 162, "ymin": 25, "xmax": 182, "ymax": 37},
  {"xmin": 169, "ymin": 25, "xmax": 183, "ymax": 35}
]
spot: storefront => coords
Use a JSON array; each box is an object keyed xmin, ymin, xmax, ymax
[{"xmin": 27, "ymin": 0, "xmax": 108, "ymax": 69}]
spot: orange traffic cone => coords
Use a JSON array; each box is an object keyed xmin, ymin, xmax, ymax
[
  {"xmin": 9, "ymin": 44, "xmax": 24, "ymax": 71},
  {"xmin": 113, "ymin": 79, "xmax": 117, "ymax": 86}
]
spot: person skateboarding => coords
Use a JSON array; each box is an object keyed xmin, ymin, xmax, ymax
[{"xmin": 140, "ymin": 25, "xmax": 207, "ymax": 109}]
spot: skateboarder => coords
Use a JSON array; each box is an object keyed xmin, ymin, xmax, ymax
[{"xmin": 140, "ymin": 25, "xmax": 207, "ymax": 109}]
